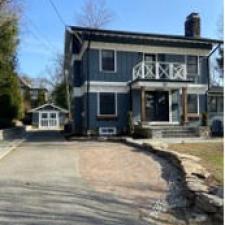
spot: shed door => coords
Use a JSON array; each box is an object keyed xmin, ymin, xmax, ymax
[{"xmin": 39, "ymin": 111, "xmax": 59, "ymax": 129}]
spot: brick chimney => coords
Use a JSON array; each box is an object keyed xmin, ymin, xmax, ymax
[{"xmin": 185, "ymin": 13, "xmax": 201, "ymax": 38}]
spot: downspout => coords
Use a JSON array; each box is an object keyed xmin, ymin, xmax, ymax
[
  {"xmin": 129, "ymin": 82, "xmax": 132, "ymax": 111},
  {"xmin": 86, "ymin": 32, "xmax": 91, "ymax": 135}
]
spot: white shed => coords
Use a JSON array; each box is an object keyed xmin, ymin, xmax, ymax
[{"xmin": 29, "ymin": 103, "xmax": 69, "ymax": 130}]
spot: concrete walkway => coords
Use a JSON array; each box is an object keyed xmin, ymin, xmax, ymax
[{"xmin": 0, "ymin": 131, "xmax": 150, "ymax": 225}]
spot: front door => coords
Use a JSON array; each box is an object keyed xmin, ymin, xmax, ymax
[
  {"xmin": 39, "ymin": 112, "xmax": 59, "ymax": 129},
  {"xmin": 145, "ymin": 91, "xmax": 169, "ymax": 122}
]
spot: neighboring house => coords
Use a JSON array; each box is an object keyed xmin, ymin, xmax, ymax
[
  {"xmin": 64, "ymin": 13, "xmax": 223, "ymax": 136},
  {"xmin": 29, "ymin": 103, "xmax": 69, "ymax": 130},
  {"xmin": 18, "ymin": 76, "xmax": 48, "ymax": 108},
  {"xmin": 208, "ymin": 86, "xmax": 224, "ymax": 135}
]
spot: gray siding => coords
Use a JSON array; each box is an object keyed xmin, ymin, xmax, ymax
[
  {"xmin": 198, "ymin": 57, "xmax": 208, "ymax": 84},
  {"xmin": 79, "ymin": 49, "xmax": 141, "ymax": 83},
  {"xmin": 73, "ymin": 97, "xmax": 83, "ymax": 133},
  {"xmin": 199, "ymin": 94, "xmax": 207, "ymax": 113}
]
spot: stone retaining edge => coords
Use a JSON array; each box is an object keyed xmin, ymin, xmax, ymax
[{"xmin": 122, "ymin": 138, "xmax": 223, "ymax": 223}]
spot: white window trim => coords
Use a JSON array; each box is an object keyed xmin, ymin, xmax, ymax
[
  {"xmin": 97, "ymin": 92, "xmax": 117, "ymax": 116},
  {"xmin": 143, "ymin": 53, "xmax": 157, "ymax": 62},
  {"xmin": 99, "ymin": 49, "xmax": 117, "ymax": 73},
  {"xmin": 185, "ymin": 55, "xmax": 200, "ymax": 76}
]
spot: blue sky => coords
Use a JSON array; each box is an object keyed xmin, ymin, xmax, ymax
[{"xmin": 18, "ymin": 0, "xmax": 223, "ymax": 78}]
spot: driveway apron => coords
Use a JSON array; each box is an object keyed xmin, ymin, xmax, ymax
[{"xmin": 0, "ymin": 131, "xmax": 149, "ymax": 225}]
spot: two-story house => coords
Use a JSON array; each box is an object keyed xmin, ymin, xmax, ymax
[
  {"xmin": 64, "ymin": 13, "xmax": 223, "ymax": 136},
  {"xmin": 18, "ymin": 76, "xmax": 48, "ymax": 109}
]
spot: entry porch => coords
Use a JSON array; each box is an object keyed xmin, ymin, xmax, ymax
[{"xmin": 131, "ymin": 83, "xmax": 189, "ymax": 125}]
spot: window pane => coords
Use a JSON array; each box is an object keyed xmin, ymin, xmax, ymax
[
  {"xmin": 187, "ymin": 56, "xmax": 198, "ymax": 74},
  {"xmin": 145, "ymin": 54, "xmax": 156, "ymax": 61},
  {"xmin": 217, "ymin": 97, "xmax": 223, "ymax": 112},
  {"xmin": 102, "ymin": 50, "xmax": 115, "ymax": 71},
  {"xmin": 187, "ymin": 94, "xmax": 198, "ymax": 113},
  {"xmin": 208, "ymin": 96, "xmax": 217, "ymax": 112},
  {"xmin": 50, "ymin": 113, "xmax": 56, "ymax": 119},
  {"xmin": 99, "ymin": 93, "xmax": 115, "ymax": 115},
  {"xmin": 41, "ymin": 113, "xmax": 48, "ymax": 119}
]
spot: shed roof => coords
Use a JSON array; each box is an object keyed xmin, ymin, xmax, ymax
[{"xmin": 29, "ymin": 103, "xmax": 69, "ymax": 113}]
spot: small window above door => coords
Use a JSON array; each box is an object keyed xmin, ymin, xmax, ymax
[{"xmin": 144, "ymin": 54, "xmax": 156, "ymax": 62}]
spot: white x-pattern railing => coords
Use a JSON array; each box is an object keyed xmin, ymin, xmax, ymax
[{"xmin": 133, "ymin": 61, "xmax": 187, "ymax": 80}]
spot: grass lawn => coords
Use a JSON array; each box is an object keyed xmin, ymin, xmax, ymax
[{"xmin": 168, "ymin": 142, "xmax": 224, "ymax": 185}]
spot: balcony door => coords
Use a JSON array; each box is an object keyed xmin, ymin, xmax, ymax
[
  {"xmin": 145, "ymin": 91, "xmax": 169, "ymax": 122},
  {"xmin": 144, "ymin": 54, "xmax": 156, "ymax": 62}
]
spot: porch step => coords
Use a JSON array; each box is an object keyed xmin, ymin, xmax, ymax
[
  {"xmin": 162, "ymin": 127, "xmax": 199, "ymax": 138},
  {"xmin": 134, "ymin": 125, "xmax": 200, "ymax": 139}
]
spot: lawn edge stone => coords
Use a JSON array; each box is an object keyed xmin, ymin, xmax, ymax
[{"xmin": 123, "ymin": 138, "xmax": 224, "ymax": 224}]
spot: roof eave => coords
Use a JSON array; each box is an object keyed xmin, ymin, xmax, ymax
[{"xmin": 69, "ymin": 26, "xmax": 223, "ymax": 45}]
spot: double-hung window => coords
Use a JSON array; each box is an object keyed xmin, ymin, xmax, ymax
[
  {"xmin": 208, "ymin": 96, "xmax": 224, "ymax": 112},
  {"xmin": 98, "ymin": 93, "xmax": 117, "ymax": 116},
  {"xmin": 187, "ymin": 56, "xmax": 198, "ymax": 75},
  {"xmin": 100, "ymin": 50, "xmax": 116, "ymax": 72},
  {"xmin": 187, "ymin": 94, "xmax": 199, "ymax": 114}
]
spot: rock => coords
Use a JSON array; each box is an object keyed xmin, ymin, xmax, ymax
[
  {"xmin": 187, "ymin": 212, "xmax": 209, "ymax": 224},
  {"xmin": 176, "ymin": 152, "xmax": 201, "ymax": 162},
  {"xmin": 202, "ymin": 193, "xmax": 224, "ymax": 208},
  {"xmin": 187, "ymin": 181, "xmax": 209, "ymax": 193},
  {"xmin": 196, "ymin": 193, "xmax": 223, "ymax": 213},
  {"xmin": 209, "ymin": 186, "xmax": 224, "ymax": 198},
  {"xmin": 125, "ymin": 138, "xmax": 223, "ymax": 224}
]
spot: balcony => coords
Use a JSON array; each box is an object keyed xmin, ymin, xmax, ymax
[{"xmin": 133, "ymin": 61, "xmax": 187, "ymax": 81}]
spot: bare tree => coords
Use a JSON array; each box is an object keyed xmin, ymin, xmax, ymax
[
  {"xmin": 45, "ymin": 53, "xmax": 64, "ymax": 88},
  {"xmin": 76, "ymin": 0, "xmax": 113, "ymax": 28},
  {"xmin": 211, "ymin": 13, "xmax": 224, "ymax": 87}
]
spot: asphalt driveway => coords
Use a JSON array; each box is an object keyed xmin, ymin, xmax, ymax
[{"xmin": 0, "ymin": 131, "xmax": 188, "ymax": 225}]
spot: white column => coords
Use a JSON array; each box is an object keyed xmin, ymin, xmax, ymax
[
  {"xmin": 169, "ymin": 63, "xmax": 173, "ymax": 79},
  {"xmin": 141, "ymin": 61, "xmax": 145, "ymax": 79},
  {"xmin": 156, "ymin": 62, "xmax": 159, "ymax": 79}
]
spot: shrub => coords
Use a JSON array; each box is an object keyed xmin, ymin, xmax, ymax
[
  {"xmin": 127, "ymin": 111, "xmax": 134, "ymax": 136},
  {"xmin": 0, "ymin": 118, "xmax": 15, "ymax": 129},
  {"xmin": 201, "ymin": 112, "xmax": 208, "ymax": 126}
]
